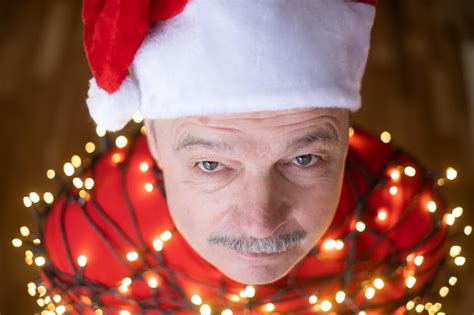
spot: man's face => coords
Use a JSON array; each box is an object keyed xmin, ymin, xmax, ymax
[{"xmin": 144, "ymin": 108, "xmax": 349, "ymax": 284}]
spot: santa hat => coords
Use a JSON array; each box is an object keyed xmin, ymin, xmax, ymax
[{"xmin": 83, "ymin": 0, "xmax": 377, "ymax": 131}]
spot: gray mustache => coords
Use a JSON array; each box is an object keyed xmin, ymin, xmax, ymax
[{"xmin": 207, "ymin": 230, "xmax": 307, "ymax": 254}]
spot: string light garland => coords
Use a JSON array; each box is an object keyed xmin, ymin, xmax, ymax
[{"xmin": 13, "ymin": 123, "xmax": 470, "ymax": 315}]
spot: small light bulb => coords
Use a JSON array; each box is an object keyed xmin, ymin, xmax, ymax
[
  {"xmin": 373, "ymin": 278, "xmax": 385, "ymax": 289},
  {"xmin": 12, "ymin": 238, "xmax": 22, "ymax": 247},
  {"xmin": 160, "ymin": 231, "xmax": 172, "ymax": 242},
  {"xmin": 63, "ymin": 162, "xmax": 74, "ymax": 177},
  {"xmin": 445, "ymin": 214, "xmax": 455, "ymax": 226},
  {"xmin": 96, "ymin": 125, "xmax": 106, "ymax": 137},
  {"xmin": 452, "ymin": 207, "xmax": 463, "ymax": 218},
  {"xmin": 335, "ymin": 239, "xmax": 344, "ymax": 250},
  {"xmin": 221, "ymin": 309, "xmax": 233, "ymax": 315},
  {"xmin": 153, "ymin": 239, "xmax": 164, "ymax": 251},
  {"xmin": 320, "ymin": 300, "xmax": 332, "ymax": 312},
  {"xmin": 414, "ymin": 255, "xmax": 424, "ymax": 266},
  {"xmin": 77, "ymin": 255, "xmax": 88, "ymax": 267},
  {"xmin": 200, "ymin": 304, "xmax": 211, "ymax": 315},
  {"xmin": 121, "ymin": 277, "xmax": 132, "ymax": 286},
  {"xmin": 404, "ymin": 166, "xmax": 416, "ymax": 177},
  {"xmin": 43, "ymin": 192, "xmax": 54, "ymax": 204},
  {"xmin": 73, "ymin": 177, "xmax": 84, "ymax": 189},
  {"xmin": 115, "ymin": 136, "xmax": 128, "ymax": 149},
  {"xmin": 439, "ymin": 286, "xmax": 449, "ymax": 297},
  {"xmin": 119, "ymin": 311, "xmax": 130, "ymax": 315},
  {"xmin": 308, "ymin": 295, "xmax": 318, "ymax": 304},
  {"xmin": 322, "ymin": 239, "xmax": 336, "ymax": 250},
  {"xmin": 406, "ymin": 301, "xmax": 415, "ymax": 311},
  {"xmin": 140, "ymin": 162, "xmax": 150, "ymax": 172},
  {"xmin": 46, "ymin": 169, "xmax": 56, "ymax": 179},
  {"xmin": 380, "ymin": 131, "xmax": 391, "ymax": 143},
  {"xmin": 450, "ymin": 245, "xmax": 462, "ymax": 257},
  {"xmin": 449, "ymin": 276, "xmax": 458, "ymax": 286},
  {"xmin": 454, "ymin": 256, "xmax": 466, "ymax": 266},
  {"xmin": 446, "ymin": 167, "xmax": 458, "ymax": 180},
  {"xmin": 147, "ymin": 277, "xmax": 159, "ymax": 289},
  {"xmin": 23, "ymin": 196, "xmax": 33, "ymax": 208},
  {"xmin": 85, "ymin": 142, "xmax": 96, "ymax": 153},
  {"xmin": 427, "ymin": 201, "xmax": 437, "ymax": 213},
  {"xmin": 112, "ymin": 153, "xmax": 122, "ymax": 164},
  {"xmin": 406, "ymin": 276, "xmax": 416, "ymax": 288},
  {"xmin": 390, "ymin": 169, "xmax": 401, "ymax": 181},
  {"xmin": 84, "ymin": 178, "xmax": 95, "ymax": 190},
  {"xmin": 335, "ymin": 291, "xmax": 345, "ymax": 303},
  {"xmin": 349, "ymin": 127, "xmax": 355, "ymax": 138},
  {"xmin": 389, "ymin": 186, "xmax": 398, "ymax": 196},
  {"xmin": 53, "ymin": 294, "xmax": 61, "ymax": 303},
  {"xmin": 29, "ymin": 192, "xmax": 40, "ymax": 203},
  {"xmin": 20, "ymin": 226, "xmax": 30, "ymax": 237},
  {"xmin": 264, "ymin": 303, "xmax": 275, "ymax": 312},
  {"xmin": 126, "ymin": 251, "xmax": 139, "ymax": 262},
  {"xmin": 245, "ymin": 285, "xmax": 256, "ymax": 298},
  {"xmin": 35, "ymin": 256, "xmax": 46, "ymax": 267},
  {"xmin": 191, "ymin": 294, "xmax": 203, "ymax": 305},
  {"xmin": 132, "ymin": 112, "xmax": 144, "ymax": 123},
  {"xmin": 377, "ymin": 209, "xmax": 388, "ymax": 221},
  {"xmin": 355, "ymin": 221, "xmax": 366, "ymax": 232},
  {"xmin": 71, "ymin": 155, "xmax": 82, "ymax": 168},
  {"xmin": 144, "ymin": 183, "xmax": 154, "ymax": 192},
  {"xmin": 465, "ymin": 225, "xmax": 472, "ymax": 236},
  {"xmin": 56, "ymin": 305, "xmax": 66, "ymax": 314},
  {"xmin": 365, "ymin": 287, "xmax": 375, "ymax": 300}
]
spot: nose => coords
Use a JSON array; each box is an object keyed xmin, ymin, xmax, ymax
[{"xmin": 232, "ymin": 169, "xmax": 290, "ymax": 239}]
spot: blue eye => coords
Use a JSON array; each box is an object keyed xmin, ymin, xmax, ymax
[
  {"xmin": 292, "ymin": 154, "xmax": 321, "ymax": 166},
  {"xmin": 196, "ymin": 161, "xmax": 225, "ymax": 173}
]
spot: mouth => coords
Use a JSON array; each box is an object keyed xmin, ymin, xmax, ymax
[{"xmin": 233, "ymin": 249, "xmax": 287, "ymax": 259}]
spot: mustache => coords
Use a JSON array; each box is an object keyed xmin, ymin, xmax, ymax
[{"xmin": 207, "ymin": 230, "xmax": 307, "ymax": 254}]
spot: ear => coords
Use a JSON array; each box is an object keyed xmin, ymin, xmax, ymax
[{"xmin": 144, "ymin": 119, "xmax": 163, "ymax": 169}]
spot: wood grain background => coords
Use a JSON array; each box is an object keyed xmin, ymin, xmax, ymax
[{"xmin": 1, "ymin": 0, "xmax": 473, "ymax": 313}]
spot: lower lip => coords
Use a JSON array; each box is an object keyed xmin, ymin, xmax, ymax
[{"xmin": 234, "ymin": 250, "xmax": 284, "ymax": 259}]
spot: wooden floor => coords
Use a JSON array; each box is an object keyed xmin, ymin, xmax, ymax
[{"xmin": 0, "ymin": 0, "xmax": 473, "ymax": 313}]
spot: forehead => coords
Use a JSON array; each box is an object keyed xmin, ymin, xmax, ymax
[{"xmin": 151, "ymin": 108, "xmax": 349, "ymax": 151}]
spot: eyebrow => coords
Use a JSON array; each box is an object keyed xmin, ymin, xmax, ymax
[{"xmin": 174, "ymin": 125, "xmax": 340, "ymax": 154}]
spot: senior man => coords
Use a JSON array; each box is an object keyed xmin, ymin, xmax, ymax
[{"xmin": 84, "ymin": 0, "xmax": 376, "ymax": 285}]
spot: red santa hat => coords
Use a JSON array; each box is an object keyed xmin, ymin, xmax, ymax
[{"xmin": 84, "ymin": 0, "xmax": 377, "ymax": 131}]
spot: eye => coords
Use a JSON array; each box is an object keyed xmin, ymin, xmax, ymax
[
  {"xmin": 291, "ymin": 154, "xmax": 321, "ymax": 167},
  {"xmin": 196, "ymin": 161, "xmax": 225, "ymax": 173}
]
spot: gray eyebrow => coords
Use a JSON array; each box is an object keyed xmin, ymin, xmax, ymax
[{"xmin": 174, "ymin": 126, "xmax": 339, "ymax": 153}]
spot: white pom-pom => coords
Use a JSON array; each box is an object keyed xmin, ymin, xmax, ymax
[{"xmin": 86, "ymin": 77, "xmax": 141, "ymax": 132}]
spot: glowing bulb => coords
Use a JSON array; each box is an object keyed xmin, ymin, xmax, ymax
[
  {"xmin": 406, "ymin": 301, "xmax": 415, "ymax": 311},
  {"xmin": 160, "ymin": 231, "xmax": 173, "ymax": 242},
  {"xmin": 439, "ymin": 286, "xmax": 449, "ymax": 297},
  {"xmin": 389, "ymin": 186, "xmax": 398, "ymax": 196},
  {"xmin": 200, "ymin": 304, "xmax": 211, "ymax": 315},
  {"xmin": 23, "ymin": 196, "xmax": 32, "ymax": 208},
  {"xmin": 365, "ymin": 287, "xmax": 375, "ymax": 300},
  {"xmin": 119, "ymin": 311, "xmax": 130, "ymax": 315},
  {"xmin": 140, "ymin": 162, "xmax": 150, "ymax": 172},
  {"xmin": 245, "ymin": 285, "xmax": 256, "ymax": 298},
  {"xmin": 449, "ymin": 276, "xmax": 458, "ymax": 286},
  {"xmin": 46, "ymin": 169, "xmax": 56, "ymax": 179},
  {"xmin": 414, "ymin": 255, "xmax": 424, "ymax": 266},
  {"xmin": 335, "ymin": 291, "xmax": 345, "ymax": 303},
  {"xmin": 85, "ymin": 142, "xmax": 96, "ymax": 153},
  {"xmin": 406, "ymin": 276, "xmax": 416, "ymax": 288},
  {"xmin": 359, "ymin": 312, "xmax": 366, "ymax": 315},
  {"xmin": 145, "ymin": 183, "xmax": 154, "ymax": 192},
  {"xmin": 437, "ymin": 178, "xmax": 446, "ymax": 186},
  {"xmin": 121, "ymin": 277, "xmax": 132, "ymax": 286},
  {"xmin": 355, "ymin": 221, "xmax": 366, "ymax": 232},
  {"xmin": 390, "ymin": 169, "xmax": 401, "ymax": 181},
  {"xmin": 56, "ymin": 305, "xmax": 66, "ymax": 314},
  {"xmin": 264, "ymin": 303, "xmax": 275, "ymax": 312},
  {"xmin": 373, "ymin": 278, "xmax": 385, "ymax": 290},
  {"xmin": 132, "ymin": 112, "xmax": 144, "ymax": 123},
  {"xmin": 20, "ymin": 226, "xmax": 30, "ymax": 237},
  {"xmin": 43, "ymin": 192, "xmax": 54, "ymax": 204},
  {"xmin": 221, "ymin": 309, "xmax": 233, "ymax": 315},
  {"xmin": 112, "ymin": 153, "xmax": 122, "ymax": 164},
  {"xmin": 308, "ymin": 295, "xmax": 318, "ymax": 304},
  {"xmin": 415, "ymin": 304, "xmax": 424, "ymax": 313},
  {"xmin": 427, "ymin": 201, "xmax": 437, "ymax": 213},
  {"xmin": 96, "ymin": 125, "xmax": 106, "ymax": 137},
  {"xmin": 454, "ymin": 256, "xmax": 466, "ymax": 266},
  {"xmin": 380, "ymin": 131, "xmax": 391, "ymax": 143},
  {"xmin": 35, "ymin": 256, "xmax": 46, "ymax": 267},
  {"xmin": 73, "ymin": 177, "xmax": 84, "ymax": 189},
  {"xmin": 320, "ymin": 300, "xmax": 332, "ymax": 312},
  {"xmin": 335, "ymin": 239, "xmax": 344, "ymax": 250},
  {"xmin": 53, "ymin": 294, "xmax": 61, "ymax": 303},
  {"xmin": 153, "ymin": 239, "xmax": 164, "ymax": 251},
  {"xmin": 115, "ymin": 136, "xmax": 128, "ymax": 149},
  {"xmin": 465, "ymin": 225, "xmax": 472, "ymax": 236},
  {"xmin": 141, "ymin": 126, "xmax": 147, "ymax": 135},
  {"xmin": 29, "ymin": 192, "xmax": 40, "ymax": 203},
  {"xmin": 450, "ymin": 245, "xmax": 462, "ymax": 257},
  {"xmin": 71, "ymin": 155, "xmax": 82, "ymax": 168},
  {"xmin": 349, "ymin": 127, "xmax": 354, "ymax": 137},
  {"xmin": 84, "ymin": 178, "xmax": 95, "ymax": 190},
  {"xmin": 191, "ymin": 295, "xmax": 203, "ymax": 305},
  {"xmin": 79, "ymin": 190, "xmax": 88, "ymax": 199},
  {"xmin": 404, "ymin": 166, "xmax": 416, "ymax": 177},
  {"xmin": 12, "ymin": 238, "xmax": 22, "ymax": 247},
  {"xmin": 33, "ymin": 239, "xmax": 41, "ymax": 245},
  {"xmin": 229, "ymin": 295, "xmax": 240, "ymax": 302},
  {"xmin": 147, "ymin": 277, "xmax": 159, "ymax": 289},
  {"xmin": 445, "ymin": 214, "xmax": 455, "ymax": 226},
  {"xmin": 446, "ymin": 167, "xmax": 457, "ymax": 180},
  {"xmin": 322, "ymin": 239, "xmax": 336, "ymax": 250},
  {"xmin": 452, "ymin": 207, "xmax": 463, "ymax": 218},
  {"xmin": 126, "ymin": 251, "xmax": 139, "ymax": 262},
  {"xmin": 63, "ymin": 162, "xmax": 74, "ymax": 176},
  {"xmin": 77, "ymin": 255, "xmax": 88, "ymax": 267}
]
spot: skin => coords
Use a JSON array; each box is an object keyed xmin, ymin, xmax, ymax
[{"xmin": 144, "ymin": 107, "xmax": 350, "ymax": 285}]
